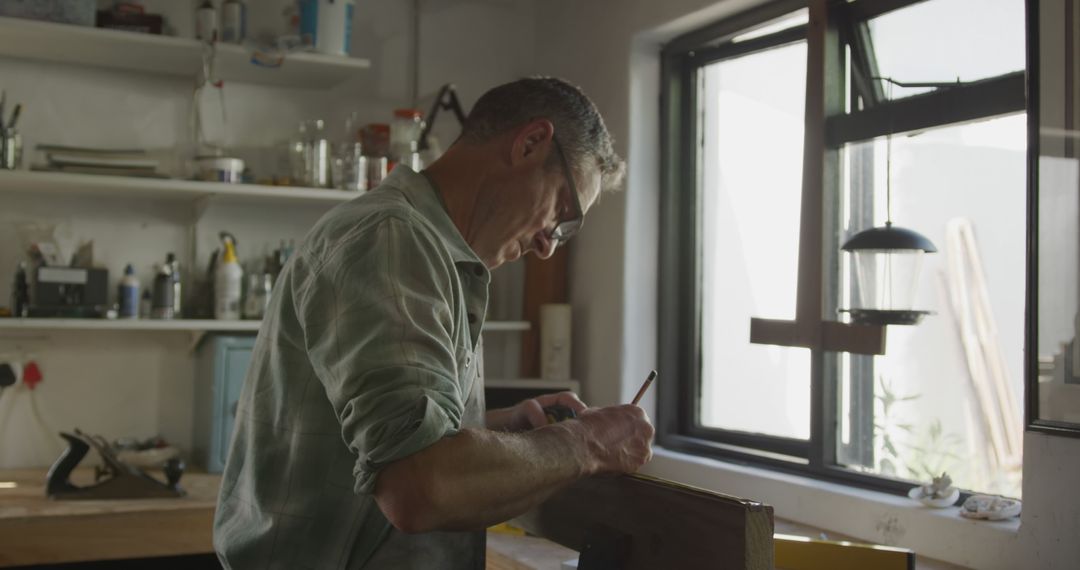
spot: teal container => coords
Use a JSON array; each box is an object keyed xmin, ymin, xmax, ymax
[{"xmin": 193, "ymin": 335, "xmax": 255, "ymax": 473}]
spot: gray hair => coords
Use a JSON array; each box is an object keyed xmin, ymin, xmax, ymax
[{"xmin": 461, "ymin": 77, "xmax": 626, "ymax": 193}]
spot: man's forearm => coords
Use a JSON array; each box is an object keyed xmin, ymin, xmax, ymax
[{"xmin": 375, "ymin": 423, "xmax": 592, "ymax": 533}]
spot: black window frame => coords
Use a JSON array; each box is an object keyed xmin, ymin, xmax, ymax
[{"xmin": 658, "ymin": 0, "xmax": 1028, "ymax": 495}]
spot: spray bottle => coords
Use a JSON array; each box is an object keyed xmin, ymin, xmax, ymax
[
  {"xmin": 215, "ymin": 234, "xmax": 243, "ymax": 320},
  {"xmin": 118, "ymin": 264, "xmax": 140, "ymax": 319}
]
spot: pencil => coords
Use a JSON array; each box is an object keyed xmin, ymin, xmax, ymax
[{"xmin": 631, "ymin": 370, "xmax": 657, "ymax": 405}]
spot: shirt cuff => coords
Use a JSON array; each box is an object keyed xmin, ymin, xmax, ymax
[{"xmin": 352, "ymin": 393, "xmax": 460, "ymax": 494}]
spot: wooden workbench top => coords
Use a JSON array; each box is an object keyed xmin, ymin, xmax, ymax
[
  {"xmin": 0, "ymin": 468, "xmax": 585, "ymax": 569},
  {"xmin": 0, "ymin": 468, "xmax": 221, "ymax": 567}
]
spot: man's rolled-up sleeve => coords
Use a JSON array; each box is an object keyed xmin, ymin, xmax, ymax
[{"xmin": 297, "ymin": 216, "xmax": 465, "ymax": 494}]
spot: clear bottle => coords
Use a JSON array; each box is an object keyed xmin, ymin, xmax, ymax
[
  {"xmin": 304, "ymin": 119, "xmax": 331, "ymax": 188},
  {"xmin": 243, "ymin": 273, "xmax": 272, "ymax": 320},
  {"xmin": 139, "ymin": 289, "xmax": 151, "ymax": 319}
]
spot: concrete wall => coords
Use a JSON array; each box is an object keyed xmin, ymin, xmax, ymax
[{"xmin": 536, "ymin": 0, "xmax": 1080, "ymax": 568}]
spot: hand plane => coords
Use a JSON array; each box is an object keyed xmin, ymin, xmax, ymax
[{"xmin": 45, "ymin": 429, "xmax": 185, "ymax": 500}]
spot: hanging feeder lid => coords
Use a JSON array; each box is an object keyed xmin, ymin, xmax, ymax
[{"xmin": 841, "ymin": 223, "xmax": 937, "ymax": 253}]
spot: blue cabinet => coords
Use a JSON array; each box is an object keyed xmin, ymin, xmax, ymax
[{"xmin": 193, "ymin": 335, "xmax": 255, "ymax": 473}]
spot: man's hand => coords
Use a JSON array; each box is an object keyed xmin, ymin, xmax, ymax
[
  {"xmin": 487, "ymin": 391, "xmax": 588, "ymax": 432},
  {"xmin": 571, "ymin": 404, "xmax": 654, "ymax": 475},
  {"xmin": 377, "ymin": 399, "xmax": 654, "ymax": 533}
]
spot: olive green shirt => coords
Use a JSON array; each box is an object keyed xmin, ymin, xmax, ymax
[{"xmin": 214, "ymin": 166, "xmax": 490, "ymax": 569}]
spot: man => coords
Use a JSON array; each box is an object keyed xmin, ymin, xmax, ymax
[{"xmin": 214, "ymin": 77, "xmax": 654, "ymax": 569}]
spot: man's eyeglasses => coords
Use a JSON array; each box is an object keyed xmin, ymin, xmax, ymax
[{"xmin": 549, "ymin": 137, "xmax": 584, "ymax": 246}]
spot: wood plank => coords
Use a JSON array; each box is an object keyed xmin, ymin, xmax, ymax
[
  {"xmin": 0, "ymin": 509, "xmax": 215, "ymax": 566},
  {"xmin": 511, "ymin": 474, "xmax": 774, "ymax": 570},
  {"xmin": 749, "ymin": 318, "xmax": 887, "ymax": 355},
  {"xmin": 0, "ymin": 468, "xmax": 220, "ymax": 567}
]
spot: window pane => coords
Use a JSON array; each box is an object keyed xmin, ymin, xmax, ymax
[
  {"xmin": 699, "ymin": 41, "xmax": 810, "ymax": 440},
  {"xmin": 865, "ymin": 0, "xmax": 1025, "ymax": 100},
  {"xmin": 836, "ymin": 114, "xmax": 1026, "ymax": 497}
]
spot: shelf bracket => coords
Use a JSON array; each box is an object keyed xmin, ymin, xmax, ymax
[
  {"xmin": 188, "ymin": 330, "xmax": 207, "ymax": 353},
  {"xmin": 192, "ymin": 194, "xmax": 215, "ymax": 221}
]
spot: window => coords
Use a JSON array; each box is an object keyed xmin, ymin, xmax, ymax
[
  {"xmin": 700, "ymin": 40, "xmax": 810, "ymax": 441},
  {"xmin": 659, "ymin": 0, "xmax": 1027, "ymax": 497}
]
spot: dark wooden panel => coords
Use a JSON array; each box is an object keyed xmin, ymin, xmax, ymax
[
  {"xmin": 519, "ymin": 247, "xmax": 569, "ymax": 378},
  {"xmin": 512, "ymin": 474, "xmax": 774, "ymax": 570}
]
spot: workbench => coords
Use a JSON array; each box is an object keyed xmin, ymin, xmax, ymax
[
  {"xmin": 0, "ymin": 468, "xmax": 220, "ymax": 567},
  {"xmin": 0, "ymin": 468, "xmax": 576, "ymax": 569}
]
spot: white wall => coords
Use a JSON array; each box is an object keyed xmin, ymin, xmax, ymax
[
  {"xmin": 536, "ymin": 0, "xmax": 1080, "ymax": 568},
  {"xmin": 540, "ymin": 0, "xmax": 766, "ymax": 408},
  {"xmin": 0, "ymin": 0, "xmax": 536, "ymax": 467}
]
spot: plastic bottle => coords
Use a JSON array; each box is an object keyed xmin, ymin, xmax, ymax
[
  {"xmin": 222, "ymin": 0, "xmax": 246, "ymax": 44},
  {"xmin": 166, "ymin": 252, "xmax": 182, "ymax": 317},
  {"xmin": 151, "ymin": 265, "xmax": 175, "ymax": 320},
  {"xmin": 12, "ymin": 261, "xmax": 28, "ymax": 317},
  {"xmin": 118, "ymin": 264, "xmax": 140, "ymax": 319},
  {"xmin": 215, "ymin": 236, "xmax": 243, "ymax": 320},
  {"xmin": 195, "ymin": 0, "xmax": 217, "ymax": 42}
]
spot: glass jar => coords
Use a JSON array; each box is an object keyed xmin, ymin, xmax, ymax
[
  {"xmin": 243, "ymin": 273, "xmax": 272, "ymax": 320},
  {"xmin": 332, "ymin": 141, "xmax": 368, "ymax": 192},
  {"xmin": 390, "ymin": 109, "xmax": 424, "ymax": 171}
]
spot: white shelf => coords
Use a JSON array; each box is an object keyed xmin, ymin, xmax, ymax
[
  {"xmin": 0, "ymin": 170, "xmax": 357, "ymax": 206},
  {"xmin": 485, "ymin": 379, "xmax": 580, "ymax": 392},
  {"xmin": 0, "ymin": 318, "xmax": 261, "ymax": 333},
  {"xmin": 0, "ymin": 319, "xmax": 532, "ymax": 335},
  {"xmin": 484, "ymin": 321, "xmax": 531, "ymax": 332},
  {"xmin": 0, "ymin": 16, "xmax": 370, "ymax": 89}
]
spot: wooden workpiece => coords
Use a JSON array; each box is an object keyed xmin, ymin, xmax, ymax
[
  {"xmin": 512, "ymin": 474, "xmax": 775, "ymax": 569},
  {"xmin": 0, "ymin": 468, "xmax": 220, "ymax": 567}
]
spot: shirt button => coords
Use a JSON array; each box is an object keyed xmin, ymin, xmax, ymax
[
  {"xmin": 473, "ymin": 266, "xmax": 484, "ymax": 277},
  {"xmin": 465, "ymin": 354, "xmax": 473, "ymax": 367},
  {"xmin": 467, "ymin": 313, "xmax": 477, "ymax": 324}
]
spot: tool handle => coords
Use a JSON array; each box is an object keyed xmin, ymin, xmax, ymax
[
  {"xmin": 543, "ymin": 404, "xmax": 577, "ymax": 424},
  {"xmin": 46, "ymin": 432, "xmax": 90, "ymax": 497}
]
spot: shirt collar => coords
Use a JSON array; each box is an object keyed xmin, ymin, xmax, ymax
[{"xmin": 383, "ymin": 166, "xmax": 490, "ymax": 278}]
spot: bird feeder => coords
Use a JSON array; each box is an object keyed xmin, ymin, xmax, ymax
[
  {"xmin": 840, "ymin": 129, "xmax": 937, "ymax": 326},
  {"xmin": 841, "ymin": 221, "xmax": 937, "ymax": 325}
]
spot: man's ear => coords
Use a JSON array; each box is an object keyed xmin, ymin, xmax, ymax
[{"xmin": 510, "ymin": 119, "xmax": 555, "ymax": 167}]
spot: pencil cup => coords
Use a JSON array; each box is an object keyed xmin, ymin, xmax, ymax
[
  {"xmin": 540, "ymin": 303, "xmax": 572, "ymax": 382},
  {"xmin": 1, "ymin": 128, "xmax": 21, "ymax": 170}
]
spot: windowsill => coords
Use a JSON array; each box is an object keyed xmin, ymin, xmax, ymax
[{"xmin": 643, "ymin": 447, "xmax": 1022, "ymax": 569}]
